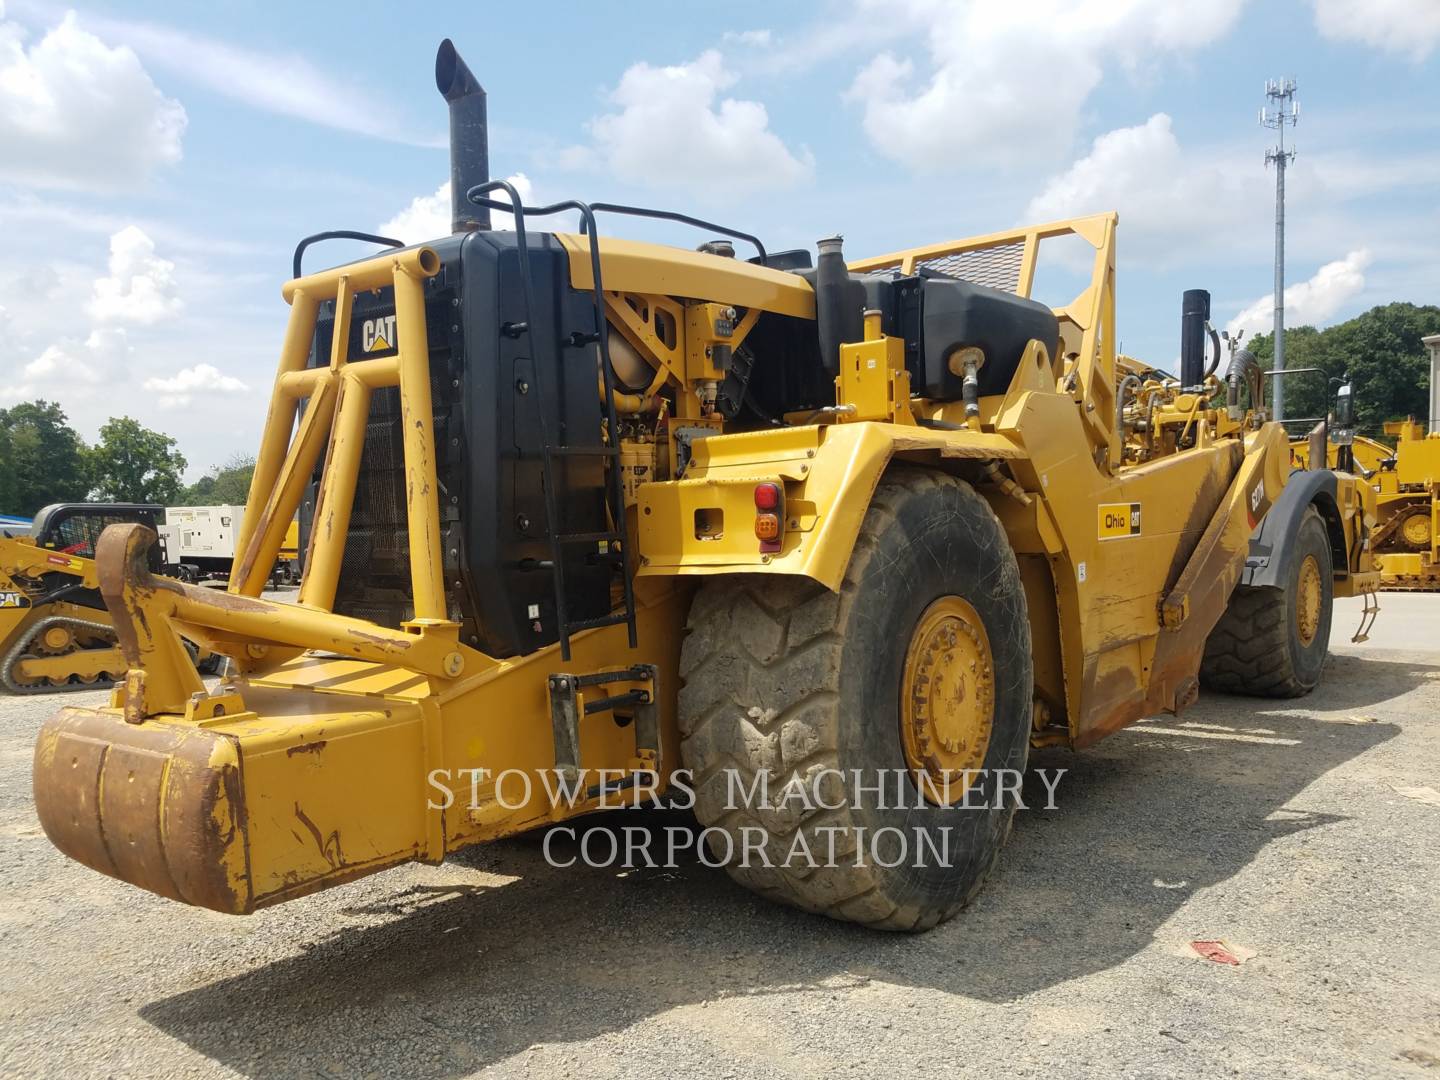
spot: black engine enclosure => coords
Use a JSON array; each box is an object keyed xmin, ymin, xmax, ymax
[{"xmin": 300, "ymin": 230, "xmax": 609, "ymax": 658}]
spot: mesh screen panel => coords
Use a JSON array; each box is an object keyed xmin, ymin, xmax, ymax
[{"xmin": 869, "ymin": 240, "xmax": 1026, "ymax": 294}]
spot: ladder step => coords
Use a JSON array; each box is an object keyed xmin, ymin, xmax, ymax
[
  {"xmin": 547, "ymin": 663, "xmax": 659, "ymax": 791},
  {"xmin": 583, "ymin": 688, "xmax": 651, "ymax": 716},
  {"xmin": 566, "ymin": 612, "xmax": 633, "ymax": 633},
  {"xmin": 562, "ymin": 664, "xmax": 652, "ymax": 689}
]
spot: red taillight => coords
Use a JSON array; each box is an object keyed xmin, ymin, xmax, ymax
[{"xmin": 754, "ymin": 482, "xmax": 781, "ymax": 511}]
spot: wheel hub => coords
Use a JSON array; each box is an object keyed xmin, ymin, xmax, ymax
[
  {"xmin": 1400, "ymin": 510, "xmax": 1432, "ymax": 550},
  {"xmin": 1296, "ymin": 553, "xmax": 1322, "ymax": 647},
  {"xmin": 39, "ymin": 625, "xmax": 75, "ymax": 654},
  {"xmin": 900, "ymin": 595, "xmax": 995, "ymax": 804}
]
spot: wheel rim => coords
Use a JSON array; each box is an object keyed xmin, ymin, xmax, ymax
[
  {"xmin": 900, "ymin": 595, "xmax": 995, "ymax": 805},
  {"xmin": 1296, "ymin": 553, "xmax": 1323, "ymax": 647}
]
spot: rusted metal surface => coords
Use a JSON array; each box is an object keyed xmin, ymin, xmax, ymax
[
  {"xmin": 31, "ymin": 676, "xmax": 445, "ymax": 914},
  {"xmin": 32, "ymin": 705, "xmax": 249, "ymax": 912}
]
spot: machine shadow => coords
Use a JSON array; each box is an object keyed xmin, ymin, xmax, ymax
[
  {"xmin": 141, "ymin": 706, "xmax": 1396, "ymax": 1078},
  {"xmin": 1302, "ymin": 652, "xmax": 1440, "ymax": 710}
]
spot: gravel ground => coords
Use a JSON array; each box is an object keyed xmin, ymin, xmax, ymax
[{"xmin": 1, "ymin": 591, "xmax": 1437, "ymax": 1079}]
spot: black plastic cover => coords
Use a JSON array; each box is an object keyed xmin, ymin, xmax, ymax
[
  {"xmin": 899, "ymin": 275, "xmax": 1059, "ymax": 400},
  {"xmin": 300, "ymin": 230, "xmax": 609, "ymax": 658}
]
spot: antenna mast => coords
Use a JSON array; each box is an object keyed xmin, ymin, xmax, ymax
[{"xmin": 1262, "ymin": 78, "xmax": 1298, "ymax": 420}]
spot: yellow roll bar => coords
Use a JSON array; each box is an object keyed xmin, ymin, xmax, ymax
[
  {"xmin": 235, "ymin": 246, "xmax": 445, "ymax": 617},
  {"xmin": 87, "ymin": 242, "xmax": 469, "ymax": 721}
]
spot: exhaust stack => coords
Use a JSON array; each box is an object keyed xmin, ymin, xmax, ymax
[
  {"xmin": 435, "ymin": 38, "xmax": 489, "ymax": 234},
  {"xmin": 1180, "ymin": 289, "xmax": 1210, "ymax": 388}
]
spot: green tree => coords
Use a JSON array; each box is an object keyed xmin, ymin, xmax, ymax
[
  {"xmin": 86, "ymin": 416, "xmax": 187, "ymax": 504},
  {"xmin": 1246, "ymin": 302, "xmax": 1440, "ymax": 436},
  {"xmin": 176, "ymin": 453, "xmax": 255, "ymax": 506},
  {"xmin": 0, "ymin": 400, "xmax": 91, "ymax": 515}
]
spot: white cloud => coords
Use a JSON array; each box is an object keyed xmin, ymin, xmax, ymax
[
  {"xmin": 142, "ymin": 363, "xmax": 247, "ymax": 409},
  {"xmin": 1311, "ymin": 0, "xmax": 1440, "ymax": 61},
  {"xmin": 87, "ymin": 226, "xmax": 183, "ymax": 325},
  {"xmin": 1025, "ymin": 114, "xmax": 1262, "ymax": 264},
  {"xmin": 0, "ymin": 10, "xmax": 185, "ymax": 190},
  {"xmin": 73, "ymin": 10, "xmax": 436, "ymax": 146},
  {"xmin": 846, "ymin": 0, "xmax": 1246, "ymax": 171},
  {"xmin": 1, "ymin": 326, "xmax": 131, "ymax": 406},
  {"xmin": 574, "ymin": 50, "xmax": 812, "ymax": 198},
  {"xmin": 377, "ymin": 174, "xmax": 536, "ymax": 244},
  {"xmin": 722, "ymin": 29, "xmax": 773, "ymax": 47},
  {"xmin": 1226, "ymin": 250, "xmax": 1372, "ymax": 342}
]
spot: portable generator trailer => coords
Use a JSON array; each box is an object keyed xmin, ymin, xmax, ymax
[
  {"xmin": 161, "ymin": 506, "xmax": 302, "ymax": 586},
  {"xmin": 33, "ymin": 40, "xmax": 1380, "ymax": 931},
  {"xmin": 0, "ymin": 504, "xmax": 219, "ymax": 693}
]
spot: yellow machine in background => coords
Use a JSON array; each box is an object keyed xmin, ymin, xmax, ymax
[
  {"xmin": 1290, "ymin": 433, "xmax": 1393, "ymax": 476},
  {"xmin": 0, "ymin": 504, "xmax": 218, "ymax": 693},
  {"xmin": 1370, "ymin": 421, "xmax": 1439, "ymax": 589},
  {"xmin": 32, "ymin": 40, "xmax": 1380, "ymax": 932},
  {"xmin": 1292, "ymin": 414, "xmax": 1438, "ymax": 591}
]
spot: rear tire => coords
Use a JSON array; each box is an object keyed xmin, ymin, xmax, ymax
[
  {"xmin": 677, "ymin": 466, "xmax": 1033, "ymax": 931},
  {"xmin": 1200, "ymin": 506, "xmax": 1333, "ymax": 697}
]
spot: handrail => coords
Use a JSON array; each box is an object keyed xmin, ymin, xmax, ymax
[{"xmin": 291, "ymin": 230, "xmax": 403, "ymax": 280}]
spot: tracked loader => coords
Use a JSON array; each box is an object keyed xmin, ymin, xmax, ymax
[
  {"xmin": 1367, "ymin": 420, "xmax": 1440, "ymax": 590},
  {"xmin": 32, "ymin": 40, "xmax": 1381, "ymax": 930},
  {"xmin": 1, "ymin": 504, "xmax": 219, "ymax": 693}
]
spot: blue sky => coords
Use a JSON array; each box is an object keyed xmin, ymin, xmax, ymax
[{"xmin": 1, "ymin": 0, "xmax": 1436, "ymax": 477}]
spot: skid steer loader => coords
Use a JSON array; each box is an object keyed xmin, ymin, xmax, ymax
[
  {"xmin": 32, "ymin": 40, "xmax": 1380, "ymax": 931},
  {"xmin": 1, "ymin": 504, "xmax": 219, "ymax": 693}
]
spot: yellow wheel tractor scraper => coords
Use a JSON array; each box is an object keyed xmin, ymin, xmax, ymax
[
  {"xmin": 1289, "ymin": 381, "xmax": 1440, "ymax": 592},
  {"xmin": 31, "ymin": 40, "xmax": 1382, "ymax": 930},
  {"xmin": 1, "ymin": 504, "xmax": 221, "ymax": 694}
]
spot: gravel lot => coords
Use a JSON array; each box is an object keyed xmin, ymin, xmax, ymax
[{"xmin": 1, "ymin": 592, "xmax": 1437, "ymax": 1078}]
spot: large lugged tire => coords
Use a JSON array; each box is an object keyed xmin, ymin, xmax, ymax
[
  {"xmin": 1200, "ymin": 506, "xmax": 1333, "ymax": 697},
  {"xmin": 677, "ymin": 466, "xmax": 1033, "ymax": 931}
]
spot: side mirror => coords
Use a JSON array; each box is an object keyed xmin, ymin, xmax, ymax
[{"xmin": 1334, "ymin": 382, "xmax": 1354, "ymax": 428}]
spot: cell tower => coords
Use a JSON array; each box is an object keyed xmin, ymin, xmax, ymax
[{"xmin": 1262, "ymin": 78, "xmax": 1298, "ymax": 420}]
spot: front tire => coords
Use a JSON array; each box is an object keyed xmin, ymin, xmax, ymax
[
  {"xmin": 678, "ymin": 466, "xmax": 1033, "ymax": 931},
  {"xmin": 1200, "ymin": 506, "xmax": 1333, "ymax": 697}
]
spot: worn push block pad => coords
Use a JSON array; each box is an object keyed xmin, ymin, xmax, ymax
[
  {"xmin": 33, "ymin": 707, "xmax": 250, "ymax": 912},
  {"xmin": 33, "ymin": 694, "xmax": 432, "ymax": 914}
]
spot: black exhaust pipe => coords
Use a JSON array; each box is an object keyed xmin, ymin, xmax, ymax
[
  {"xmin": 815, "ymin": 236, "xmax": 863, "ymax": 376},
  {"xmin": 435, "ymin": 38, "xmax": 489, "ymax": 234},
  {"xmin": 1180, "ymin": 288, "xmax": 1210, "ymax": 388}
]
